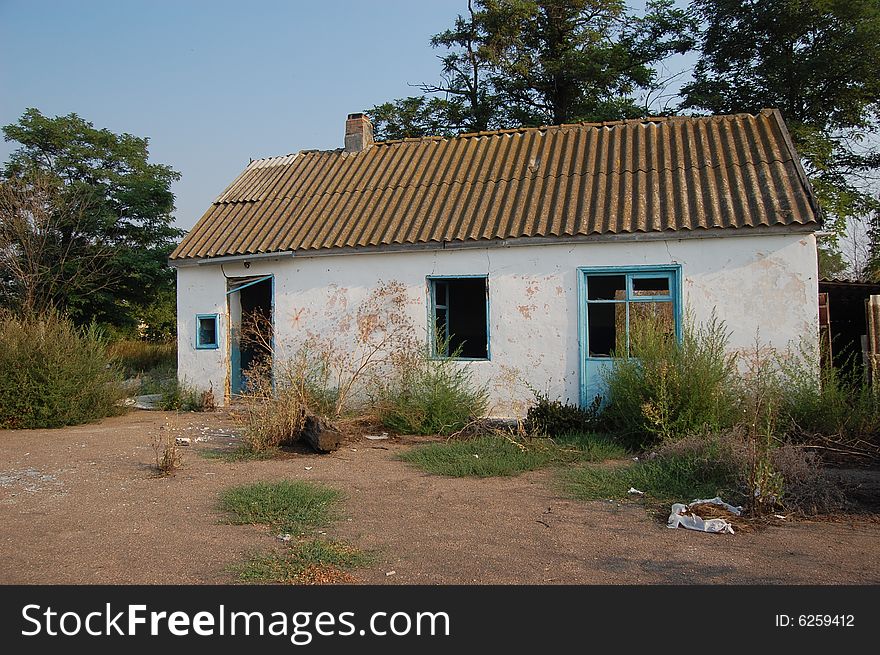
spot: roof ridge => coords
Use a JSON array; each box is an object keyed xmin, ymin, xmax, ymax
[{"xmin": 243, "ymin": 111, "xmax": 777, "ymax": 164}]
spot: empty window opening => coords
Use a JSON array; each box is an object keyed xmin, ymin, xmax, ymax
[
  {"xmin": 196, "ymin": 314, "xmax": 219, "ymax": 349},
  {"xmin": 430, "ymin": 277, "xmax": 489, "ymax": 359}
]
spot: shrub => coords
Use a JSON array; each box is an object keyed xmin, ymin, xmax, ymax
[
  {"xmin": 375, "ymin": 349, "xmax": 488, "ymax": 435},
  {"xmin": 0, "ymin": 310, "xmax": 125, "ymax": 428},
  {"xmin": 601, "ymin": 315, "xmax": 739, "ymax": 449},
  {"xmin": 160, "ymin": 379, "xmax": 214, "ymax": 412},
  {"xmin": 524, "ymin": 392, "xmax": 601, "ymax": 436},
  {"xmin": 778, "ymin": 357, "xmax": 880, "ymax": 451},
  {"xmin": 771, "ymin": 444, "xmax": 845, "ymax": 515}
]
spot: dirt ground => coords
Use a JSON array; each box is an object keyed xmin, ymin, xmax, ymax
[{"xmin": 1, "ymin": 410, "xmax": 879, "ymax": 585}]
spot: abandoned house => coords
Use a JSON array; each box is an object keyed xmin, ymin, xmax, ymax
[{"xmin": 169, "ymin": 109, "xmax": 820, "ymax": 416}]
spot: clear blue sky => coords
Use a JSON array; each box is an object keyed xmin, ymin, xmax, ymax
[
  {"xmin": 0, "ymin": 0, "xmax": 474, "ymax": 229},
  {"xmin": 1, "ymin": 0, "xmax": 684, "ymax": 231}
]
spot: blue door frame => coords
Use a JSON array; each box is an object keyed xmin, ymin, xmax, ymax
[
  {"xmin": 226, "ymin": 275, "xmax": 274, "ymax": 395},
  {"xmin": 577, "ymin": 265, "xmax": 682, "ymax": 407}
]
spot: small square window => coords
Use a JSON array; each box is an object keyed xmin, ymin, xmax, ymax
[
  {"xmin": 429, "ymin": 277, "xmax": 489, "ymax": 359},
  {"xmin": 196, "ymin": 314, "xmax": 219, "ymax": 349}
]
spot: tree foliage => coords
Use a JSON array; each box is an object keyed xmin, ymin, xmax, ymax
[
  {"xmin": 1, "ymin": 108, "xmax": 182, "ymax": 330},
  {"xmin": 681, "ymin": 0, "xmax": 880, "ymax": 242},
  {"xmin": 368, "ymin": 0, "xmax": 697, "ymax": 139}
]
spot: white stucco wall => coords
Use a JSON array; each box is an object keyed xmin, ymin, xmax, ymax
[{"xmin": 175, "ymin": 230, "xmax": 818, "ymax": 417}]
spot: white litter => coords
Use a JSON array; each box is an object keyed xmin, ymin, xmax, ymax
[
  {"xmin": 385, "ymin": 571, "xmax": 396, "ymax": 577},
  {"xmin": 365, "ymin": 433, "xmax": 389, "ymax": 440},
  {"xmin": 691, "ymin": 496, "xmax": 742, "ymax": 515},
  {"xmin": 276, "ymin": 533, "xmax": 291, "ymax": 543},
  {"xmin": 667, "ymin": 497, "xmax": 743, "ymax": 535},
  {"xmin": 627, "ymin": 487, "xmax": 645, "ymax": 496},
  {"xmin": 304, "ymin": 466, "xmax": 313, "ymax": 471},
  {"xmin": 175, "ymin": 437, "xmax": 191, "ymax": 446}
]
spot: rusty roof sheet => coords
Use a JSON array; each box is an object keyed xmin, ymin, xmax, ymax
[{"xmin": 170, "ymin": 109, "xmax": 819, "ymax": 261}]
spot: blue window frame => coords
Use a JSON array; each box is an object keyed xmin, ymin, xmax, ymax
[
  {"xmin": 578, "ymin": 265, "xmax": 682, "ymax": 406},
  {"xmin": 195, "ymin": 314, "xmax": 219, "ymax": 350},
  {"xmin": 427, "ymin": 276, "xmax": 490, "ymax": 360}
]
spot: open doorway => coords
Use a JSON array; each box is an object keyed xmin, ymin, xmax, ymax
[{"xmin": 227, "ymin": 275, "xmax": 273, "ymax": 395}]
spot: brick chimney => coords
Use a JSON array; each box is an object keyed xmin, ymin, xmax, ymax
[{"xmin": 344, "ymin": 113, "xmax": 373, "ymax": 153}]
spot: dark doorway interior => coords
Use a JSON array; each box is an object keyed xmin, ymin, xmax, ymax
[{"xmin": 230, "ymin": 276, "xmax": 273, "ymax": 394}]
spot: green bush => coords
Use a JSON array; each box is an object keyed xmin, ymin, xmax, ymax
[
  {"xmin": 525, "ymin": 392, "xmax": 601, "ymax": 436},
  {"xmin": 159, "ymin": 378, "xmax": 213, "ymax": 412},
  {"xmin": 777, "ymin": 358, "xmax": 880, "ymax": 446},
  {"xmin": 601, "ymin": 315, "xmax": 740, "ymax": 449},
  {"xmin": 375, "ymin": 351, "xmax": 488, "ymax": 435},
  {"xmin": 0, "ymin": 310, "xmax": 125, "ymax": 428}
]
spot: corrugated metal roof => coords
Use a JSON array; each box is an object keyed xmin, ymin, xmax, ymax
[{"xmin": 170, "ymin": 109, "xmax": 819, "ymax": 261}]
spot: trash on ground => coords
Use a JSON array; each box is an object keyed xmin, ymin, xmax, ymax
[
  {"xmin": 365, "ymin": 433, "xmax": 389, "ymax": 440},
  {"xmin": 276, "ymin": 533, "xmax": 291, "ymax": 543},
  {"xmin": 689, "ymin": 496, "xmax": 743, "ymax": 515},
  {"xmin": 667, "ymin": 497, "xmax": 743, "ymax": 535},
  {"xmin": 385, "ymin": 570, "xmax": 396, "ymax": 576},
  {"xmin": 627, "ymin": 487, "xmax": 645, "ymax": 495},
  {"xmin": 304, "ymin": 466, "xmax": 313, "ymax": 471},
  {"xmin": 175, "ymin": 437, "xmax": 191, "ymax": 446}
]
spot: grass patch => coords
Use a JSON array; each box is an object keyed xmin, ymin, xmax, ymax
[
  {"xmin": 399, "ymin": 433, "xmax": 627, "ymax": 477},
  {"xmin": 559, "ymin": 453, "xmax": 741, "ymax": 504},
  {"xmin": 219, "ymin": 481, "xmax": 341, "ymax": 535},
  {"xmin": 555, "ymin": 432, "xmax": 629, "ymax": 461},
  {"xmin": 200, "ymin": 446, "xmax": 280, "ymax": 462},
  {"xmin": 233, "ymin": 539, "xmax": 371, "ymax": 584}
]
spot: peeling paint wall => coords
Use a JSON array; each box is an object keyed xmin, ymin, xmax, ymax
[{"xmin": 176, "ymin": 231, "xmax": 818, "ymax": 417}]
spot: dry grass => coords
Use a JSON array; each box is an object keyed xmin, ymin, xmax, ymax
[{"xmin": 151, "ymin": 420, "xmax": 181, "ymax": 476}]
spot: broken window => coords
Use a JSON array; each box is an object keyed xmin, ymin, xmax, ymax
[
  {"xmin": 430, "ymin": 277, "xmax": 489, "ymax": 359},
  {"xmin": 196, "ymin": 314, "xmax": 219, "ymax": 349},
  {"xmin": 585, "ymin": 270, "xmax": 677, "ymax": 357}
]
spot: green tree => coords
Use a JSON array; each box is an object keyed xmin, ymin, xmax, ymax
[
  {"xmin": 2, "ymin": 108, "xmax": 182, "ymax": 330},
  {"xmin": 370, "ymin": 0, "xmax": 499, "ymax": 140},
  {"xmin": 368, "ymin": 0, "xmax": 697, "ymax": 138},
  {"xmin": 681, "ymin": 0, "xmax": 880, "ymax": 241},
  {"xmin": 480, "ymin": 0, "xmax": 696, "ymax": 126}
]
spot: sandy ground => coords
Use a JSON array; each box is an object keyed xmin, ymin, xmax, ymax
[{"xmin": 1, "ymin": 410, "xmax": 879, "ymax": 585}]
